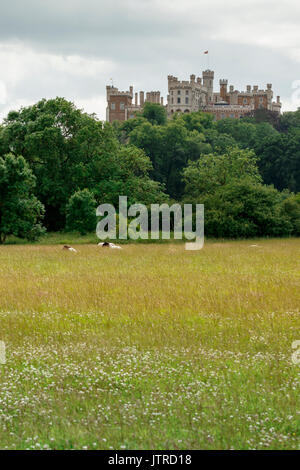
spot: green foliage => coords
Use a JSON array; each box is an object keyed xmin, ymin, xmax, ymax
[
  {"xmin": 1, "ymin": 97, "xmax": 300, "ymax": 241},
  {"xmin": 203, "ymin": 128, "xmax": 237, "ymax": 153},
  {"xmin": 278, "ymin": 109, "xmax": 300, "ymax": 133},
  {"xmin": 0, "ymin": 98, "xmax": 165, "ymax": 230},
  {"xmin": 65, "ymin": 189, "xmax": 97, "ymax": 235},
  {"xmin": 90, "ymin": 144, "xmax": 166, "ymax": 207},
  {"xmin": 215, "ymin": 118, "xmax": 278, "ymax": 150},
  {"xmin": 215, "ymin": 119, "xmax": 257, "ymax": 148},
  {"xmin": 141, "ymin": 102, "xmax": 167, "ymax": 125},
  {"xmin": 0, "ymin": 98, "xmax": 103, "ymax": 229},
  {"xmin": 183, "ymin": 148, "xmax": 261, "ymax": 200},
  {"xmin": 182, "ymin": 147, "xmax": 294, "ymax": 238},
  {"xmin": 255, "ymin": 131, "xmax": 300, "ymax": 193},
  {"xmin": 0, "ymin": 153, "xmax": 45, "ymax": 243},
  {"xmin": 241, "ymin": 108, "xmax": 280, "ymax": 128},
  {"xmin": 202, "ymin": 180, "xmax": 292, "ymax": 238},
  {"xmin": 174, "ymin": 110, "xmax": 214, "ymax": 133},
  {"xmin": 128, "ymin": 117, "xmax": 210, "ymax": 198},
  {"xmin": 280, "ymin": 192, "xmax": 300, "ymax": 235}
]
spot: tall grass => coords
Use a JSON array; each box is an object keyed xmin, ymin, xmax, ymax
[{"xmin": 0, "ymin": 240, "xmax": 299, "ymax": 449}]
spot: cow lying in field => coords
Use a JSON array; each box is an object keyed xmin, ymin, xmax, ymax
[
  {"xmin": 63, "ymin": 245, "xmax": 77, "ymax": 253},
  {"xmin": 98, "ymin": 242, "xmax": 122, "ymax": 250}
]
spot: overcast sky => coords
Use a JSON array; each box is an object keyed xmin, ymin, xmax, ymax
[{"xmin": 0, "ymin": 0, "xmax": 300, "ymax": 120}]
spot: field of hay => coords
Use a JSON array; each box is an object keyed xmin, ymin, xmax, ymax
[{"xmin": 0, "ymin": 240, "xmax": 299, "ymax": 450}]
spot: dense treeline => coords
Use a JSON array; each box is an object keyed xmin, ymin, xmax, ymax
[{"xmin": 0, "ymin": 97, "xmax": 300, "ymax": 242}]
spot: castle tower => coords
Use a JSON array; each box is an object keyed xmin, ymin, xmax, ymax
[
  {"xmin": 219, "ymin": 79, "xmax": 228, "ymax": 101},
  {"xmin": 106, "ymin": 85, "xmax": 133, "ymax": 123},
  {"xmin": 202, "ymin": 70, "xmax": 214, "ymax": 103}
]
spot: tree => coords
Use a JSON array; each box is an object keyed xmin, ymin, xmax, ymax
[
  {"xmin": 182, "ymin": 146, "xmax": 294, "ymax": 238},
  {"xmin": 214, "ymin": 118, "xmax": 278, "ymax": 151},
  {"xmin": 0, "ymin": 98, "xmax": 104, "ymax": 230},
  {"xmin": 128, "ymin": 117, "xmax": 211, "ymax": 199},
  {"xmin": 175, "ymin": 110, "xmax": 214, "ymax": 133},
  {"xmin": 280, "ymin": 192, "xmax": 300, "ymax": 235},
  {"xmin": 0, "ymin": 154, "xmax": 45, "ymax": 243},
  {"xmin": 0, "ymin": 98, "xmax": 165, "ymax": 229},
  {"xmin": 65, "ymin": 189, "xmax": 97, "ymax": 235},
  {"xmin": 242, "ymin": 108, "xmax": 280, "ymax": 128},
  {"xmin": 202, "ymin": 180, "xmax": 292, "ymax": 238},
  {"xmin": 278, "ymin": 109, "xmax": 300, "ymax": 133},
  {"xmin": 91, "ymin": 145, "xmax": 167, "ymax": 207},
  {"xmin": 183, "ymin": 148, "xmax": 261, "ymax": 201},
  {"xmin": 256, "ymin": 132, "xmax": 300, "ymax": 193},
  {"xmin": 141, "ymin": 102, "xmax": 167, "ymax": 126},
  {"xmin": 203, "ymin": 128, "xmax": 236, "ymax": 153},
  {"xmin": 215, "ymin": 119, "xmax": 257, "ymax": 149}
]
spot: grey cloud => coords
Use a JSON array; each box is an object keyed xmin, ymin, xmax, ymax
[{"xmin": 0, "ymin": 0, "xmax": 299, "ymax": 120}]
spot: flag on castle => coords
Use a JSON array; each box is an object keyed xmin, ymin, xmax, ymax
[{"xmin": 204, "ymin": 51, "xmax": 208, "ymax": 54}]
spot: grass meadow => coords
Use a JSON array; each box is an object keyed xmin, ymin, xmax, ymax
[{"xmin": 0, "ymin": 239, "xmax": 299, "ymax": 450}]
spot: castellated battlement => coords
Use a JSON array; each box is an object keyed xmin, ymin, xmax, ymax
[
  {"xmin": 238, "ymin": 84, "xmax": 274, "ymax": 95},
  {"xmin": 146, "ymin": 91, "xmax": 161, "ymax": 104},
  {"xmin": 202, "ymin": 70, "xmax": 214, "ymax": 78},
  {"xmin": 106, "ymin": 85, "xmax": 133, "ymax": 99},
  {"xmin": 167, "ymin": 75, "xmax": 202, "ymax": 88}
]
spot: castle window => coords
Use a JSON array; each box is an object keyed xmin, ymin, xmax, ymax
[
  {"xmin": 111, "ymin": 103, "xmax": 116, "ymax": 110},
  {"xmin": 186, "ymin": 90, "xmax": 189, "ymax": 95},
  {"xmin": 177, "ymin": 90, "xmax": 181, "ymax": 95},
  {"xmin": 177, "ymin": 97, "xmax": 181, "ymax": 104},
  {"xmin": 171, "ymin": 98, "xmax": 174, "ymax": 104},
  {"xmin": 185, "ymin": 97, "xmax": 189, "ymax": 104},
  {"xmin": 120, "ymin": 102, "xmax": 125, "ymax": 110},
  {"xmin": 243, "ymin": 98, "xmax": 247, "ymax": 104}
]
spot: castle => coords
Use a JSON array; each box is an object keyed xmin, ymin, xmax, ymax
[{"xmin": 106, "ymin": 70, "xmax": 281, "ymax": 123}]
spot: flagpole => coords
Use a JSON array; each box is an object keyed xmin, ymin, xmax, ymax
[{"xmin": 204, "ymin": 51, "xmax": 209, "ymax": 69}]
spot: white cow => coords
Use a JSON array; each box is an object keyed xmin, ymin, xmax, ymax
[
  {"xmin": 98, "ymin": 242, "xmax": 122, "ymax": 250},
  {"xmin": 63, "ymin": 245, "xmax": 78, "ymax": 253}
]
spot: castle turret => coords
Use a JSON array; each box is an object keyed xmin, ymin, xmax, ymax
[
  {"xmin": 219, "ymin": 79, "xmax": 228, "ymax": 101},
  {"xmin": 140, "ymin": 91, "xmax": 144, "ymax": 106},
  {"xmin": 202, "ymin": 70, "xmax": 214, "ymax": 103}
]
